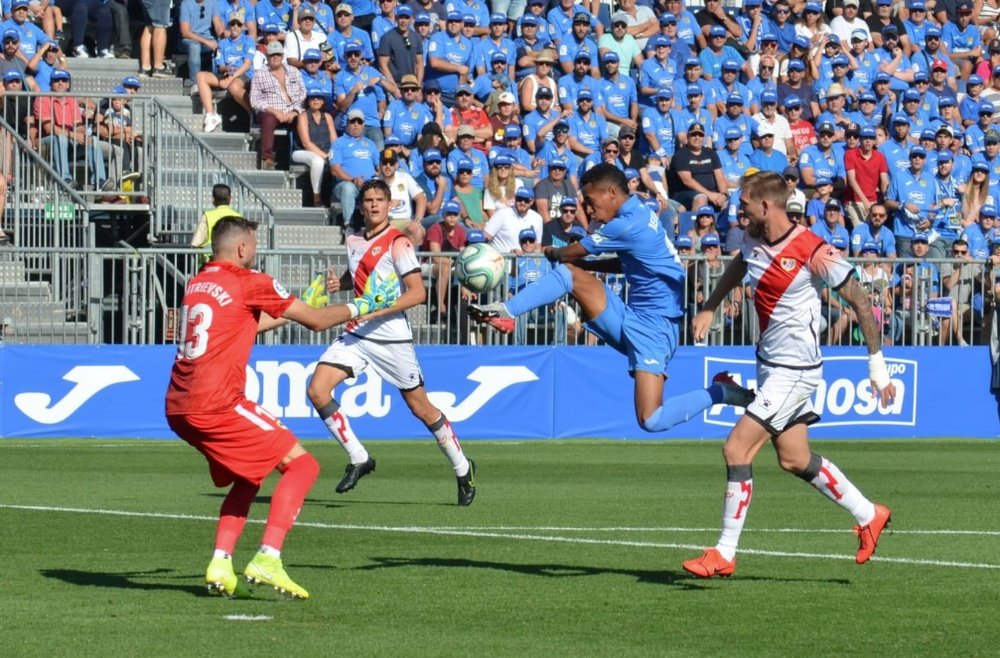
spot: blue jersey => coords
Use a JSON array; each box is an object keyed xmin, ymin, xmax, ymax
[
  {"xmin": 557, "ymin": 72, "xmax": 604, "ymax": 108},
  {"xmin": 579, "ymin": 194, "xmax": 686, "ymax": 317},
  {"xmin": 640, "ymin": 107, "xmax": 677, "ymax": 157},
  {"xmin": 301, "ymin": 69, "xmax": 333, "ymax": 103},
  {"xmin": 446, "ymin": 147, "xmax": 489, "ymax": 187},
  {"xmin": 334, "ymin": 66, "xmax": 385, "ymax": 127},
  {"xmin": 344, "ymin": 0, "xmax": 376, "ymax": 18},
  {"xmin": 799, "ymin": 144, "xmax": 846, "ymax": 182},
  {"xmin": 329, "ymin": 134, "xmax": 378, "ymax": 179},
  {"xmin": 383, "ymin": 100, "xmax": 434, "ymax": 147},
  {"xmin": 637, "ymin": 57, "xmax": 676, "ymax": 107},
  {"xmin": 535, "ymin": 142, "xmax": 581, "ymax": 179},
  {"xmin": 253, "ymin": 0, "xmax": 293, "ymax": 34},
  {"xmin": 698, "ymin": 46, "xmax": 743, "ymax": 82},
  {"xmin": 887, "ymin": 167, "xmax": 939, "ymax": 237},
  {"xmin": 522, "ymin": 108, "xmax": 559, "ymax": 150},
  {"xmin": 214, "ymin": 0, "xmax": 255, "ymax": 32},
  {"xmin": 567, "ymin": 110, "xmax": 608, "ymax": 153},
  {"xmin": 811, "ymin": 222, "xmax": 850, "ymax": 246},
  {"xmin": 879, "ymin": 138, "xmax": 912, "ymax": 174},
  {"xmin": 302, "ymin": 1, "xmax": 335, "ymax": 34},
  {"xmin": 0, "ymin": 19, "xmax": 48, "ymax": 59},
  {"xmin": 850, "ymin": 223, "xmax": 896, "ymax": 256},
  {"xmin": 214, "ymin": 34, "xmax": 255, "ymax": 75},
  {"xmin": 600, "ymin": 76, "xmax": 637, "ymax": 121},
  {"xmin": 474, "ymin": 36, "xmax": 517, "ymax": 74},
  {"xmin": 426, "ymin": 32, "xmax": 474, "ymax": 94},
  {"xmin": 712, "ymin": 114, "xmax": 756, "ymax": 157},
  {"xmin": 329, "ymin": 28, "xmax": 375, "ymax": 66},
  {"xmin": 558, "ymin": 36, "xmax": 599, "ymax": 72}
]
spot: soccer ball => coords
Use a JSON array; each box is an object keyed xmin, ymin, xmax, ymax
[{"xmin": 456, "ymin": 243, "xmax": 506, "ymax": 293}]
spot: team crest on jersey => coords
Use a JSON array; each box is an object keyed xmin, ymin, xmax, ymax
[
  {"xmin": 371, "ymin": 246, "xmax": 383, "ymax": 256},
  {"xmin": 780, "ymin": 257, "xmax": 796, "ymax": 271},
  {"xmin": 273, "ymin": 279, "xmax": 291, "ymax": 299}
]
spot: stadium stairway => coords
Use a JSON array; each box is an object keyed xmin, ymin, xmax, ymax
[{"xmin": 67, "ymin": 58, "xmax": 340, "ymax": 249}]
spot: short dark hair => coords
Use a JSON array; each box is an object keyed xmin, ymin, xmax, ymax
[
  {"xmin": 360, "ymin": 178, "xmax": 391, "ymax": 201},
  {"xmin": 580, "ymin": 163, "xmax": 628, "ymax": 195},
  {"xmin": 741, "ymin": 170, "xmax": 788, "ymax": 208},
  {"xmin": 211, "ymin": 216, "xmax": 258, "ymax": 254},
  {"xmin": 212, "ymin": 183, "xmax": 232, "ymax": 206}
]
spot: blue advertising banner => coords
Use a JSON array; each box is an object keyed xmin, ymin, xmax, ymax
[{"xmin": 0, "ymin": 345, "xmax": 997, "ymax": 439}]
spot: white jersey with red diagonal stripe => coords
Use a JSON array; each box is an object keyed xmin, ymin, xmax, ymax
[
  {"xmin": 741, "ymin": 224, "xmax": 854, "ymax": 368},
  {"xmin": 344, "ymin": 225, "xmax": 421, "ymax": 342}
]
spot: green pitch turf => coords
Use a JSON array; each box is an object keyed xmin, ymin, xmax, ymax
[{"xmin": 1, "ymin": 439, "xmax": 997, "ymax": 657}]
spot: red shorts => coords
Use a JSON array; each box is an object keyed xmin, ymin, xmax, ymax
[{"xmin": 167, "ymin": 399, "xmax": 298, "ymax": 487}]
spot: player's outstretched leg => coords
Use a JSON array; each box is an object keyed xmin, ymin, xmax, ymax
[
  {"xmin": 640, "ymin": 371, "xmax": 755, "ymax": 433},
  {"xmin": 206, "ymin": 479, "xmax": 258, "ymax": 597},
  {"xmin": 793, "ymin": 452, "xmax": 891, "ymax": 564},
  {"xmin": 469, "ymin": 263, "xmax": 574, "ymax": 334},
  {"xmin": 244, "ymin": 452, "xmax": 320, "ymax": 600}
]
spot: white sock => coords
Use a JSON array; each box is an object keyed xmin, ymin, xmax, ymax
[
  {"xmin": 715, "ymin": 465, "xmax": 753, "ymax": 562},
  {"xmin": 427, "ymin": 414, "xmax": 469, "ymax": 476},
  {"xmin": 258, "ymin": 544, "xmax": 281, "ymax": 558},
  {"xmin": 809, "ymin": 457, "xmax": 876, "ymax": 526},
  {"xmin": 323, "ymin": 410, "xmax": 369, "ymax": 465},
  {"xmin": 212, "ymin": 549, "xmax": 231, "ymax": 560}
]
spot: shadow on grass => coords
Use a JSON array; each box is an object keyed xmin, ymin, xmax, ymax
[
  {"xmin": 40, "ymin": 568, "xmax": 206, "ymax": 596},
  {"xmin": 349, "ymin": 557, "xmax": 851, "ymax": 588},
  {"xmin": 199, "ymin": 493, "xmax": 451, "ymax": 508}
]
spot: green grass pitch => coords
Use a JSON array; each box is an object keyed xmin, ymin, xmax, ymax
[{"xmin": 1, "ymin": 439, "xmax": 997, "ymax": 657}]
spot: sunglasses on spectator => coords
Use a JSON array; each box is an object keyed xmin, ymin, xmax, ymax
[
  {"xmin": 613, "ymin": 22, "xmax": 627, "ymax": 28},
  {"xmin": 495, "ymin": 164, "xmax": 511, "ymax": 169},
  {"xmin": 336, "ymin": 11, "xmax": 351, "ymax": 17},
  {"xmin": 521, "ymin": 237, "xmax": 536, "ymax": 243},
  {"xmin": 953, "ymin": 249, "xmax": 968, "ymax": 254},
  {"xmin": 620, "ymin": 134, "xmax": 635, "ymax": 140},
  {"xmin": 760, "ymin": 65, "xmax": 773, "ymax": 71},
  {"xmin": 604, "ymin": 148, "xmax": 619, "ymax": 154},
  {"xmin": 561, "ymin": 208, "xmax": 575, "ymax": 214},
  {"xmin": 348, "ymin": 118, "xmax": 364, "ymax": 124}
]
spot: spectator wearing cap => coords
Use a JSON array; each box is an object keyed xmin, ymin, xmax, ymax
[
  {"xmin": 179, "ymin": 0, "xmax": 220, "ymax": 88},
  {"xmin": 250, "ymin": 23, "xmax": 282, "ymax": 71},
  {"xmin": 446, "ymin": 123, "xmax": 489, "ymax": 185},
  {"xmin": 484, "ymin": 185, "xmax": 543, "ymax": 253},
  {"xmin": 752, "ymin": 90, "xmax": 794, "ymax": 156},
  {"xmin": 806, "ymin": 176, "xmax": 835, "ymax": 225},
  {"xmin": 414, "ymin": 148, "xmax": 452, "ymax": 225},
  {"xmin": 473, "ymin": 14, "xmax": 516, "ymax": 80},
  {"xmin": 97, "ymin": 84, "xmax": 144, "ymax": 186},
  {"xmin": 844, "ymin": 125, "xmax": 890, "ymax": 228},
  {"xmin": 534, "ymin": 155, "xmax": 577, "ymax": 222},
  {"xmin": 376, "ymin": 3, "xmax": 423, "ymax": 89},
  {"xmin": 557, "ymin": 11, "xmax": 599, "ymax": 77},
  {"xmin": 695, "ymin": 0, "xmax": 742, "ymax": 45},
  {"xmin": 470, "ymin": 51, "xmax": 513, "ymax": 108},
  {"xmin": 377, "ymin": 145, "xmax": 427, "ymax": 239},
  {"xmin": 829, "ymin": 0, "xmax": 869, "ymax": 44},
  {"xmin": 450, "ymin": 85, "xmax": 491, "ymax": 144},
  {"xmin": 713, "ymin": 92, "xmax": 755, "ymax": 157},
  {"xmin": 597, "ymin": 11, "xmax": 643, "ymax": 77},
  {"xmin": 546, "ymin": 0, "xmax": 594, "ymax": 45},
  {"xmin": 581, "ymin": 135, "xmax": 622, "ymax": 176},
  {"xmin": 911, "ymin": 23, "xmax": 957, "ymax": 90},
  {"xmin": 299, "ymin": 47, "xmax": 334, "ymax": 105},
  {"xmin": 512, "ymin": 17, "xmax": 551, "ymax": 84},
  {"xmin": 519, "ymin": 48, "xmax": 559, "ymax": 113},
  {"xmin": 676, "ymin": 84, "xmax": 714, "ymax": 148},
  {"xmin": 975, "ymin": 129, "xmax": 1000, "ymax": 188},
  {"xmin": 212, "ymin": 0, "xmax": 254, "ymax": 40},
  {"xmin": 33, "ymin": 69, "xmax": 108, "ymax": 189},
  {"xmin": 747, "ymin": 123, "xmax": 788, "ymax": 172},
  {"xmin": 894, "ymin": 232, "xmax": 961, "ymax": 345},
  {"xmin": 687, "ymin": 203, "xmax": 720, "ymax": 248},
  {"xmin": 879, "ymin": 113, "xmax": 914, "ymax": 174},
  {"xmin": 291, "ymin": 90, "xmax": 337, "ymax": 206},
  {"xmin": 812, "ymin": 198, "xmax": 851, "ymax": 245},
  {"xmin": 870, "ymin": 26, "xmax": 913, "ymax": 96},
  {"xmin": 250, "ymin": 40, "xmax": 305, "ymax": 169},
  {"xmin": 451, "ymin": 154, "xmax": 486, "ymax": 226},
  {"xmin": 556, "ymin": 49, "xmax": 602, "ymax": 111},
  {"xmin": 637, "ymin": 37, "xmax": 677, "ymax": 106},
  {"xmin": 329, "ymin": 5, "xmax": 375, "ymax": 68},
  {"xmin": 668, "ymin": 121, "xmax": 728, "ymax": 211},
  {"xmin": 939, "ymin": 125, "xmax": 971, "ymax": 180},
  {"xmin": 902, "ymin": 0, "xmax": 931, "ymax": 53},
  {"xmin": 489, "ymin": 124, "xmax": 535, "ymax": 179},
  {"xmin": 517, "ymin": 0, "xmax": 557, "ymax": 49},
  {"xmin": 2, "ymin": 0, "xmax": 48, "ymax": 60},
  {"xmin": 536, "ymin": 120, "xmax": 582, "ymax": 187},
  {"xmin": 565, "ymin": 88, "xmax": 609, "ymax": 157},
  {"xmin": 866, "ymin": 0, "xmax": 907, "ymax": 51},
  {"xmin": 24, "ymin": 37, "xmax": 61, "ymax": 92},
  {"xmin": 253, "ymin": 0, "xmax": 293, "ymax": 38},
  {"xmin": 641, "ymin": 88, "xmax": 677, "ymax": 165},
  {"xmin": 541, "ymin": 195, "xmax": 584, "ymax": 246},
  {"xmin": 734, "ymin": 0, "xmax": 764, "ymax": 52},
  {"xmin": 0, "ymin": 29, "xmax": 27, "ymax": 83},
  {"xmin": 849, "ymin": 91, "xmax": 882, "ymax": 133},
  {"xmin": 961, "ymin": 205, "xmax": 998, "ymax": 259},
  {"xmin": 654, "ymin": 12, "xmax": 691, "ymax": 68},
  {"xmin": 965, "ymin": 102, "xmax": 995, "ymax": 156},
  {"xmin": 932, "ymin": 151, "xmax": 963, "ymax": 247},
  {"xmin": 283, "ymin": 5, "xmax": 327, "ymax": 67},
  {"xmin": 618, "ymin": 124, "xmax": 665, "ymax": 205},
  {"xmin": 674, "ymin": 59, "xmax": 716, "ymax": 116},
  {"xmin": 335, "ymin": 42, "xmax": 396, "ymax": 150},
  {"xmin": 898, "ymin": 86, "xmax": 934, "ymax": 140},
  {"xmin": 294, "ymin": 0, "xmax": 334, "ymax": 34},
  {"xmin": 195, "ymin": 17, "xmax": 255, "ymax": 132},
  {"xmin": 425, "ymin": 11, "xmax": 473, "ymax": 106},
  {"xmin": 595, "ymin": 51, "xmax": 638, "ymax": 140},
  {"xmin": 792, "ymin": 2, "xmax": 830, "ymax": 53},
  {"xmin": 610, "ymin": 0, "xmax": 656, "ymax": 52},
  {"xmin": 782, "ymin": 165, "xmax": 807, "ymax": 209},
  {"xmin": 747, "ymin": 58, "xmax": 781, "ymax": 117},
  {"xmin": 926, "ymin": 59, "xmax": 957, "ymax": 112},
  {"xmin": 851, "ymin": 241, "xmax": 896, "ymax": 338},
  {"xmin": 698, "ymin": 24, "xmax": 744, "ymax": 82},
  {"xmin": 422, "ymin": 198, "xmax": 470, "ymax": 320},
  {"xmin": 328, "ymin": 108, "xmax": 378, "ymax": 225},
  {"xmin": 974, "ymin": 39, "xmax": 1000, "ymax": 87},
  {"xmin": 521, "ymin": 86, "xmax": 560, "ymax": 154},
  {"xmin": 798, "ymin": 120, "xmax": 846, "ymax": 189},
  {"xmin": 846, "ymin": 29, "xmax": 878, "ymax": 91},
  {"xmin": 711, "ymin": 58, "xmax": 748, "ymax": 110},
  {"xmin": 382, "ymin": 75, "xmax": 434, "ymax": 152},
  {"xmin": 886, "ymin": 145, "xmax": 941, "ymax": 257},
  {"xmin": 765, "ymin": 0, "xmax": 796, "ymax": 54},
  {"xmin": 777, "ymin": 59, "xmax": 821, "ymax": 122}
]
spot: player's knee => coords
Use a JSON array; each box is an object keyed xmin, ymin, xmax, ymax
[
  {"xmin": 638, "ymin": 408, "xmax": 663, "ymax": 433},
  {"xmin": 295, "ymin": 452, "xmax": 321, "ymax": 484},
  {"xmin": 777, "ymin": 454, "xmax": 807, "ymax": 475}
]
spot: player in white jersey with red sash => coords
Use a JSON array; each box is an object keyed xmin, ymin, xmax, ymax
[
  {"xmin": 306, "ymin": 179, "xmax": 477, "ymax": 506},
  {"xmin": 682, "ymin": 171, "xmax": 897, "ymax": 578}
]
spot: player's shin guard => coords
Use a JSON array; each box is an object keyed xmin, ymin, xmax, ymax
[
  {"xmin": 716, "ymin": 464, "xmax": 753, "ymax": 561},
  {"xmin": 318, "ymin": 399, "xmax": 369, "ymax": 464},
  {"xmin": 260, "ymin": 453, "xmax": 320, "ymax": 552},
  {"xmin": 426, "ymin": 413, "xmax": 469, "ymax": 476},
  {"xmin": 640, "ymin": 389, "xmax": 715, "ymax": 432},
  {"xmin": 505, "ymin": 263, "xmax": 573, "ymax": 317},
  {"xmin": 216, "ymin": 479, "xmax": 260, "ymax": 555},
  {"xmin": 798, "ymin": 452, "xmax": 876, "ymax": 526}
]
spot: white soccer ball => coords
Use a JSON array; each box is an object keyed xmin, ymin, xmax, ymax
[{"xmin": 456, "ymin": 243, "xmax": 506, "ymax": 293}]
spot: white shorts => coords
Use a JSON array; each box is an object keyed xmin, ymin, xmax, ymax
[
  {"xmin": 318, "ymin": 332, "xmax": 424, "ymax": 391},
  {"xmin": 745, "ymin": 363, "xmax": 822, "ymax": 435}
]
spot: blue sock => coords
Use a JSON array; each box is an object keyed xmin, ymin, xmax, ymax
[
  {"xmin": 506, "ymin": 264, "xmax": 573, "ymax": 317},
  {"xmin": 640, "ymin": 389, "xmax": 715, "ymax": 433}
]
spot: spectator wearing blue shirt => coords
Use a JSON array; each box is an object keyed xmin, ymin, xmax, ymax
[
  {"xmin": 712, "ymin": 92, "xmax": 755, "ymax": 158},
  {"xmin": 446, "ymin": 125, "xmax": 489, "ymax": 187},
  {"xmin": 521, "ymin": 86, "xmax": 560, "ymax": 154},
  {"xmin": 1, "ymin": 0, "xmax": 48, "ymax": 60},
  {"xmin": 849, "ymin": 92, "xmax": 882, "ymax": 132},
  {"xmin": 329, "ymin": 109, "xmax": 379, "ymax": 227},
  {"xmin": 676, "ymin": 84, "xmax": 714, "ymax": 148},
  {"xmin": 870, "ymin": 26, "xmax": 913, "ymax": 95},
  {"xmin": 960, "ymin": 75, "xmax": 984, "ymax": 125},
  {"xmin": 329, "ymin": 5, "xmax": 375, "ymax": 66},
  {"xmin": 414, "ymin": 148, "xmax": 452, "ymax": 227},
  {"xmin": 515, "ymin": 0, "xmax": 557, "ymax": 47},
  {"xmin": 902, "ymin": 0, "xmax": 931, "ymax": 53},
  {"xmin": 446, "ymin": 0, "xmax": 490, "ymax": 38},
  {"xmin": 798, "ymin": 121, "xmax": 846, "ymax": 188},
  {"xmin": 711, "ymin": 59, "xmax": 749, "ymax": 112},
  {"xmin": 558, "ymin": 12, "xmax": 599, "ymax": 78},
  {"xmin": 886, "ymin": 145, "xmax": 941, "ymax": 257},
  {"xmin": 383, "ymin": 75, "xmax": 434, "ymax": 149},
  {"xmin": 536, "ymin": 121, "xmax": 582, "ymax": 185},
  {"xmin": 880, "ymin": 114, "xmax": 915, "ymax": 173},
  {"xmin": 425, "ymin": 11, "xmax": 473, "ymax": 105},
  {"xmin": 254, "ymin": 0, "xmax": 292, "ymax": 35},
  {"xmin": 557, "ymin": 51, "xmax": 603, "ymax": 111},
  {"xmin": 334, "ymin": 42, "xmax": 393, "ymax": 149},
  {"xmin": 850, "ymin": 203, "xmax": 897, "ymax": 257},
  {"xmin": 748, "ymin": 123, "xmax": 788, "ymax": 172},
  {"xmin": 766, "ymin": 2, "xmax": 796, "ymax": 54},
  {"xmin": 664, "ymin": 0, "xmax": 702, "ymax": 50},
  {"xmin": 195, "ymin": 19, "xmax": 255, "ymax": 131},
  {"xmin": 343, "ymin": 0, "xmax": 376, "ymax": 32},
  {"xmin": 547, "ymin": 0, "xmax": 595, "ymax": 42},
  {"xmin": 214, "ymin": 0, "xmax": 255, "ymax": 39},
  {"xmin": 973, "ymin": 129, "xmax": 1000, "ymax": 188},
  {"xmin": 474, "ymin": 13, "xmax": 517, "ymax": 79},
  {"xmin": 300, "ymin": 48, "xmax": 334, "ymax": 109},
  {"xmin": 698, "ymin": 25, "xmax": 742, "ymax": 81},
  {"xmin": 179, "ymin": 0, "xmax": 219, "ymax": 88},
  {"xmin": 718, "ymin": 127, "xmax": 750, "ymax": 189},
  {"xmin": 641, "ymin": 88, "xmax": 678, "ymax": 161},
  {"xmin": 812, "ymin": 199, "xmax": 851, "ymax": 246},
  {"xmin": 566, "ymin": 89, "xmax": 608, "ymax": 157},
  {"xmin": 638, "ymin": 36, "xmax": 676, "ymax": 108},
  {"xmin": 965, "ymin": 102, "xmax": 995, "ymax": 155},
  {"xmin": 960, "ymin": 205, "xmax": 997, "ymax": 259},
  {"xmin": 597, "ymin": 51, "xmax": 638, "ymax": 140}
]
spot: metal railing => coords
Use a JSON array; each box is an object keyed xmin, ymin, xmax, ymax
[
  {"xmin": 148, "ymin": 101, "xmax": 276, "ymax": 247},
  {"xmin": 0, "ymin": 247, "xmax": 995, "ymax": 347}
]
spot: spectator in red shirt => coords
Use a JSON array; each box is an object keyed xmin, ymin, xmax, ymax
[
  {"xmin": 33, "ymin": 68, "xmax": 107, "ymax": 189},
  {"xmin": 450, "ymin": 83, "xmax": 492, "ymax": 152},
  {"xmin": 423, "ymin": 199, "xmax": 469, "ymax": 319},
  {"xmin": 844, "ymin": 125, "xmax": 890, "ymax": 229}
]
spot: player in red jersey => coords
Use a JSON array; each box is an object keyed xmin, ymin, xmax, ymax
[
  {"xmin": 166, "ymin": 216, "xmax": 398, "ymax": 599},
  {"xmin": 306, "ymin": 179, "xmax": 477, "ymax": 506},
  {"xmin": 681, "ymin": 171, "xmax": 897, "ymax": 578}
]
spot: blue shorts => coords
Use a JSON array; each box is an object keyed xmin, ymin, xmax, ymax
[{"xmin": 585, "ymin": 284, "xmax": 679, "ymax": 376}]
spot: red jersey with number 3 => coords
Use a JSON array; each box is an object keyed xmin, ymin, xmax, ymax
[
  {"xmin": 166, "ymin": 261, "xmax": 295, "ymax": 415},
  {"xmin": 741, "ymin": 224, "xmax": 853, "ymax": 368}
]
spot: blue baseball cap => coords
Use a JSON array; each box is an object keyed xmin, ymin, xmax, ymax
[
  {"xmin": 981, "ymin": 205, "xmax": 998, "ymax": 217},
  {"xmin": 913, "ymin": 71, "xmax": 929, "ymax": 83},
  {"xmin": 937, "ymin": 151, "xmax": 954, "ymax": 163},
  {"xmin": 830, "ymin": 235, "xmax": 849, "ymax": 249},
  {"xmin": 261, "ymin": 22, "xmax": 280, "ymax": 34},
  {"xmin": 700, "ymin": 233, "xmax": 720, "ymax": 247},
  {"xmin": 344, "ymin": 42, "xmax": 362, "ymax": 54},
  {"xmin": 491, "ymin": 51, "xmax": 507, "ymax": 64},
  {"xmin": 826, "ymin": 199, "xmax": 843, "ymax": 212},
  {"xmin": 504, "ymin": 125, "xmax": 522, "ymax": 139},
  {"xmin": 861, "ymin": 241, "xmax": 880, "ymax": 253},
  {"xmin": 456, "ymin": 157, "xmax": 474, "ymax": 172},
  {"xmin": 696, "ymin": 204, "xmax": 715, "ymax": 216},
  {"xmin": 969, "ymin": 74, "xmax": 984, "ymax": 86},
  {"xmin": 445, "ymin": 10, "xmax": 463, "ymax": 21},
  {"xmin": 909, "ymin": 0, "xmax": 926, "ymax": 9},
  {"xmin": 903, "ymin": 89, "xmax": 921, "ymax": 101},
  {"xmin": 882, "ymin": 25, "xmax": 899, "ymax": 36},
  {"xmin": 549, "ymin": 157, "xmax": 568, "ymax": 169},
  {"xmin": 788, "ymin": 59, "xmax": 805, "ymax": 72},
  {"xmin": 466, "ymin": 229, "xmax": 487, "ymax": 243},
  {"xmin": 121, "ymin": 76, "xmax": 141, "ymax": 88},
  {"xmin": 560, "ymin": 196, "xmax": 577, "ymax": 207},
  {"xmin": 519, "ymin": 227, "xmax": 537, "ymax": 242},
  {"xmin": 726, "ymin": 92, "xmax": 744, "ymax": 105},
  {"xmin": 51, "ymin": 68, "xmax": 70, "ymax": 82},
  {"xmin": 792, "ymin": 35, "xmax": 811, "ymax": 50},
  {"xmin": 709, "ymin": 25, "xmax": 727, "ymax": 38},
  {"xmin": 892, "ymin": 113, "xmax": 910, "ymax": 124},
  {"xmin": 463, "ymin": 14, "xmax": 477, "ymax": 25},
  {"xmin": 910, "ymin": 145, "xmax": 927, "ymax": 157},
  {"xmin": 722, "ymin": 59, "xmax": 740, "ymax": 72},
  {"xmin": 761, "ymin": 90, "xmax": 778, "ymax": 104},
  {"xmin": 981, "ymin": 101, "xmax": 996, "ymax": 114},
  {"xmin": 674, "ymin": 235, "xmax": 693, "ymax": 248},
  {"xmin": 415, "ymin": 12, "xmax": 431, "ymax": 24},
  {"xmin": 624, "ymin": 167, "xmax": 639, "ymax": 179},
  {"xmin": 396, "ymin": 5, "xmax": 413, "ymax": 17},
  {"xmin": 859, "ymin": 126, "xmax": 876, "ymax": 139},
  {"xmin": 912, "ymin": 232, "xmax": 930, "ymax": 243},
  {"xmin": 521, "ymin": 14, "xmax": 540, "ymax": 26},
  {"xmin": 859, "ymin": 91, "xmax": 876, "ymax": 103},
  {"xmin": 423, "ymin": 148, "xmax": 443, "ymax": 163},
  {"xmin": 686, "ymin": 84, "xmax": 703, "ymax": 97},
  {"xmin": 515, "ymin": 186, "xmax": 535, "ymax": 200},
  {"xmin": 685, "ymin": 57, "xmax": 700, "ymax": 68},
  {"xmin": 574, "ymin": 49, "xmax": 592, "ymax": 62},
  {"xmin": 825, "ymin": 34, "xmax": 840, "ymax": 45},
  {"xmin": 11, "ymin": 0, "xmax": 29, "ymax": 7},
  {"xmin": 926, "ymin": 26, "xmax": 941, "ymax": 38},
  {"xmin": 2, "ymin": 28, "xmax": 19, "ymax": 41},
  {"xmin": 601, "ymin": 51, "xmax": 620, "ymax": 64},
  {"xmin": 3, "ymin": 69, "xmax": 22, "ymax": 83},
  {"xmin": 490, "ymin": 12, "xmax": 506, "ymax": 24},
  {"xmin": 577, "ymin": 88, "xmax": 593, "ymax": 101},
  {"xmin": 302, "ymin": 48, "xmax": 322, "ymax": 61},
  {"xmin": 831, "ymin": 54, "xmax": 849, "ymax": 67},
  {"xmin": 973, "ymin": 160, "xmax": 991, "ymax": 172},
  {"xmin": 650, "ymin": 35, "xmax": 670, "ymax": 49},
  {"xmin": 655, "ymin": 87, "xmax": 673, "ymax": 100},
  {"xmin": 785, "ymin": 94, "xmax": 802, "ymax": 108},
  {"xmin": 724, "ymin": 126, "xmax": 742, "ymax": 140},
  {"xmin": 874, "ymin": 71, "xmax": 891, "ymax": 83},
  {"xmin": 493, "ymin": 153, "xmax": 515, "ymax": 167},
  {"xmin": 805, "ymin": 1, "xmax": 822, "ymax": 11},
  {"xmin": 443, "ymin": 199, "xmax": 462, "ymax": 214},
  {"xmin": 760, "ymin": 32, "xmax": 777, "ymax": 43},
  {"xmin": 815, "ymin": 176, "xmax": 833, "ymax": 186},
  {"xmin": 659, "ymin": 12, "xmax": 677, "ymax": 24}
]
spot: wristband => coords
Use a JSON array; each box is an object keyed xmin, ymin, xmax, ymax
[
  {"xmin": 347, "ymin": 303, "xmax": 360, "ymax": 319},
  {"xmin": 867, "ymin": 351, "xmax": 891, "ymax": 389}
]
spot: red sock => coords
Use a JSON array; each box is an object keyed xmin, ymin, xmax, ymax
[
  {"xmin": 260, "ymin": 453, "xmax": 320, "ymax": 551},
  {"xmin": 215, "ymin": 479, "xmax": 260, "ymax": 554}
]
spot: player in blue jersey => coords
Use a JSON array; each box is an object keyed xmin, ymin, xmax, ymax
[{"xmin": 468, "ymin": 164, "xmax": 754, "ymax": 433}]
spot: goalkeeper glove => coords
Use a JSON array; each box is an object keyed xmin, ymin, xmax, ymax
[
  {"xmin": 348, "ymin": 273, "xmax": 400, "ymax": 317},
  {"xmin": 302, "ymin": 274, "xmax": 329, "ymax": 308}
]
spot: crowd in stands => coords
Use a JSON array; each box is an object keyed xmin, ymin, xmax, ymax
[{"xmin": 2, "ymin": 0, "xmax": 1000, "ymax": 342}]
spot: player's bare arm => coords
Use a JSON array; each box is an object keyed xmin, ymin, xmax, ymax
[
  {"xmin": 692, "ymin": 252, "xmax": 748, "ymax": 342},
  {"xmin": 836, "ymin": 275, "xmax": 897, "ymax": 407},
  {"xmin": 542, "ymin": 241, "xmax": 591, "ymax": 264}
]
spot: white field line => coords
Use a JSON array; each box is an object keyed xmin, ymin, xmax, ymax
[
  {"xmin": 224, "ymin": 615, "xmax": 272, "ymax": 621},
  {"xmin": 2, "ymin": 503, "xmax": 998, "ymax": 571}
]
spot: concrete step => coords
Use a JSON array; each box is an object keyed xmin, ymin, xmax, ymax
[
  {"xmin": 273, "ymin": 224, "xmax": 343, "ymax": 250},
  {"xmin": 63, "ymin": 58, "xmax": 144, "ymax": 76},
  {"xmin": 161, "ymin": 149, "xmax": 257, "ymax": 170},
  {"xmin": 273, "ymin": 208, "xmax": 331, "ymax": 225},
  {"xmin": 257, "ymin": 188, "xmax": 306, "ymax": 208},
  {"xmin": 158, "ymin": 169, "xmax": 288, "ymax": 189},
  {"xmin": 72, "ymin": 77, "xmax": 185, "ymax": 96}
]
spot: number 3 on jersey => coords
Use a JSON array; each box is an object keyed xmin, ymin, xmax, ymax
[{"xmin": 177, "ymin": 303, "xmax": 213, "ymax": 360}]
